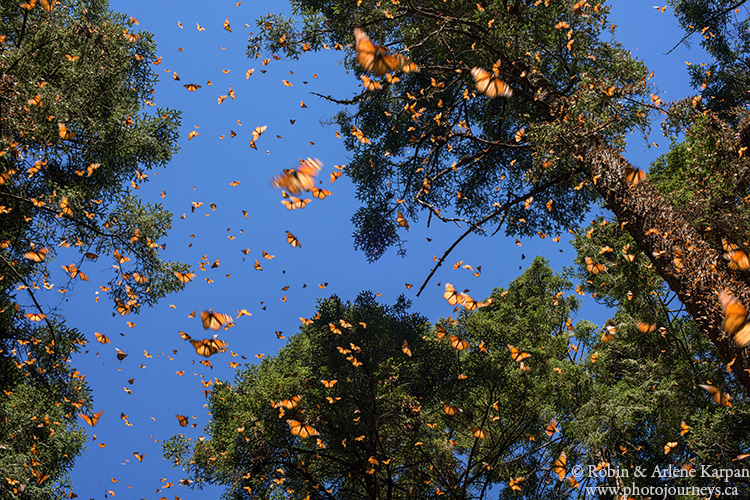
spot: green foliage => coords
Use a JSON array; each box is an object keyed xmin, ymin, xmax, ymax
[
  {"xmin": 0, "ymin": 0, "xmax": 183, "ymax": 496},
  {"xmin": 668, "ymin": 0, "xmax": 750, "ymax": 112},
  {"xmin": 247, "ymin": 0, "xmax": 650, "ymax": 260},
  {"xmin": 166, "ymin": 262, "xmax": 594, "ymax": 499},
  {"xmin": 572, "ymin": 217, "xmax": 750, "ymax": 496}
]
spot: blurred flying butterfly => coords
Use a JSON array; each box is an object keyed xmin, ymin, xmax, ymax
[
  {"xmin": 78, "ymin": 410, "xmax": 105, "ymax": 426},
  {"xmin": 189, "ymin": 338, "xmax": 228, "ymax": 357},
  {"xmin": 443, "ymin": 283, "xmax": 465, "ymax": 306},
  {"xmin": 719, "ymin": 289, "xmax": 750, "ymax": 347},
  {"xmin": 471, "ymin": 64, "xmax": 512, "ymax": 98},
  {"xmin": 271, "ymin": 157, "xmax": 322, "ymax": 194},
  {"xmin": 353, "ymin": 28, "xmax": 417, "ymax": 76},
  {"xmin": 624, "ymin": 166, "xmax": 646, "ymax": 186},
  {"xmin": 723, "ymin": 239, "xmax": 750, "ymax": 271},
  {"xmin": 699, "ymin": 383, "xmax": 732, "ymax": 407},
  {"xmin": 200, "ymin": 310, "xmax": 233, "ymax": 330}
]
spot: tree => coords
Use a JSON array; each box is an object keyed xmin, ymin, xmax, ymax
[
  {"xmin": 165, "ymin": 266, "xmax": 588, "ymax": 499},
  {"xmin": 247, "ymin": 0, "xmax": 750, "ymax": 393},
  {"xmin": 0, "ymin": 0, "xmax": 183, "ymax": 496},
  {"xmin": 167, "ymin": 251, "xmax": 750, "ymax": 498}
]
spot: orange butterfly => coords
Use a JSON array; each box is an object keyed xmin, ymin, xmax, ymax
[
  {"xmin": 200, "ymin": 310, "xmax": 233, "ymax": 330},
  {"xmin": 189, "ymin": 338, "xmax": 228, "ymax": 357},
  {"xmin": 25, "ymin": 312, "xmax": 46, "ymax": 322},
  {"xmin": 271, "ymin": 158, "xmax": 322, "ymax": 194},
  {"xmin": 287, "ymin": 419, "xmax": 319, "ymax": 438},
  {"xmin": 699, "ymin": 383, "xmax": 732, "ymax": 407},
  {"xmin": 286, "ymin": 231, "xmax": 301, "ymax": 248},
  {"xmin": 545, "ymin": 420, "xmax": 559, "ymax": 436},
  {"xmin": 321, "ymin": 379, "xmax": 338, "ymax": 388},
  {"xmin": 553, "ymin": 451, "xmax": 567, "ymax": 480},
  {"xmin": 184, "ymin": 83, "xmax": 201, "ymax": 91},
  {"xmin": 174, "ymin": 271, "xmax": 195, "ymax": 283},
  {"xmin": 24, "ymin": 247, "xmax": 48, "ymax": 262},
  {"xmin": 353, "ymin": 28, "xmax": 416, "ymax": 76},
  {"xmin": 449, "ymin": 335, "xmax": 469, "ymax": 351},
  {"xmin": 723, "ymin": 240, "xmax": 750, "ymax": 271},
  {"xmin": 176, "ymin": 414, "xmax": 189, "ymax": 427},
  {"xmin": 281, "ymin": 197, "xmax": 311, "ymax": 210},
  {"xmin": 719, "ymin": 290, "xmax": 750, "ymax": 347},
  {"xmin": 508, "ymin": 344, "xmax": 531, "ymax": 362},
  {"xmin": 58, "ymin": 123, "xmax": 75, "ymax": 140},
  {"xmin": 78, "ymin": 410, "xmax": 105, "ymax": 426},
  {"xmin": 624, "ymin": 166, "xmax": 646, "ymax": 185},
  {"xmin": 636, "ymin": 321, "xmax": 656, "ymax": 334},
  {"xmin": 312, "ymin": 187, "xmax": 332, "ymax": 199},
  {"xmin": 471, "ymin": 427, "xmax": 487, "ymax": 439},
  {"xmin": 276, "ymin": 396, "xmax": 301, "ymax": 410},
  {"xmin": 509, "ymin": 477, "xmax": 525, "ymax": 491},
  {"xmin": 585, "ymin": 256, "xmax": 606, "ymax": 275},
  {"xmin": 443, "ymin": 403, "xmax": 460, "ymax": 415},
  {"xmin": 471, "ymin": 65, "xmax": 513, "ymax": 98},
  {"xmin": 443, "ymin": 283, "xmax": 465, "ymax": 306}
]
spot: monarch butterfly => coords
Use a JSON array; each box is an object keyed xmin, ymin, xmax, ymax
[
  {"xmin": 286, "ymin": 231, "xmax": 301, "ymax": 248},
  {"xmin": 321, "ymin": 379, "xmax": 338, "ymax": 388},
  {"xmin": 436, "ymin": 324, "xmax": 448, "ymax": 340},
  {"xmin": 276, "ymin": 396, "xmax": 301, "ymax": 410},
  {"xmin": 176, "ymin": 414, "xmax": 189, "ymax": 427},
  {"xmin": 353, "ymin": 28, "xmax": 415, "ymax": 76},
  {"xmin": 601, "ymin": 323, "xmax": 616, "ymax": 342},
  {"xmin": 58, "ymin": 123, "xmax": 75, "ymax": 140},
  {"xmin": 25, "ymin": 312, "xmax": 46, "ymax": 322},
  {"xmin": 78, "ymin": 410, "xmax": 105, "ymax": 426},
  {"xmin": 699, "ymin": 383, "xmax": 732, "ymax": 407},
  {"xmin": 312, "ymin": 187, "xmax": 332, "ymax": 199},
  {"xmin": 508, "ymin": 345, "xmax": 531, "ymax": 362},
  {"xmin": 189, "ymin": 338, "xmax": 228, "ymax": 357},
  {"xmin": 461, "ymin": 293, "xmax": 479, "ymax": 311},
  {"xmin": 664, "ymin": 441, "xmax": 678, "ymax": 454},
  {"xmin": 271, "ymin": 158, "xmax": 322, "ymax": 194},
  {"xmin": 624, "ymin": 166, "xmax": 646, "ymax": 185},
  {"xmin": 553, "ymin": 451, "xmax": 566, "ymax": 480},
  {"xmin": 449, "ymin": 335, "xmax": 469, "ymax": 351},
  {"xmin": 361, "ymin": 75, "xmax": 381, "ymax": 91},
  {"xmin": 722, "ymin": 240, "xmax": 750, "ymax": 271},
  {"xmin": 471, "ymin": 66, "xmax": 513, "ymax": 98},
  {"xmin": 509, "ymin": 477, "xmax": 524, "ymax": 491},
  {"xmin": 95, "ymin": 332, "xmax": 110, "ymax": 344},
  {"xmin": 402, "ymin": 340, "xmax": 412, "ymax": 357},
  {"xmin": 116, "ymin": 348, "xmax": 127, "ymax": 361},
  {"xmin": 287, "ymin": 419, "xmax": 319, "ymax": 438},
  {"xmin": 471, "ymin": 427, "xmax": 487, "ymax": 439},
  {"xmin": 443, "ymin": 403, "xmax": 460, "ymax": 415},
  {"xmin": 200, "ymin": 310, "xmax": 233, "ymax": 330},
  {"xmin": 680, "ymin": 421, "xmax": 690, "ymax": 436},
  {"xmin": 719, "ymin": 290, "xmax": 750, "ymax": 347},
  {"xmin": 184, "ymin": 83, "xmax": 201, "ymax": 91},
  {"xmin": 174, "ymin": 271, "xmax": 195, "ymax": 283},
  {"xmin": 281, "ymin": 197, "xmax": 310, "ymax": 210},
  {"xmin": 443, "ymin": 283, "xmax": 465, "ymax": 306},
  {"xmin": 545, "ymin": 420, "xmax": 559, "ymax": 436},
  {"xmin": 584, "ymin": 256, "xmax": 606, "ymax": 275},
  {"xmin": 636, "ymin": 321, "xmax": 656, "ymax": 334},
  {"xmin": 24, "ymin": 247, "xmax": 48, "ymax": 262}
]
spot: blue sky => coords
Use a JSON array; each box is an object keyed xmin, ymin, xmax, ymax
[{"xmin": 60, "ymin": 1, "xmax": 703, "ymax": 498}]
